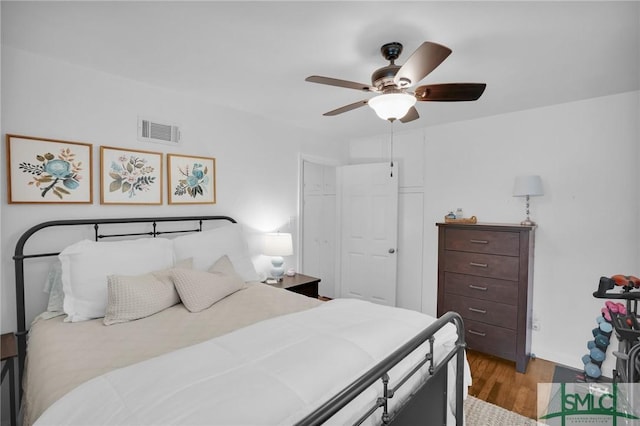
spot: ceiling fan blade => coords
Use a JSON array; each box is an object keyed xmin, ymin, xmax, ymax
[
  {"xmin": 394, "ymin": 42, "xmax": 452, "ymax": 87},
  {"xmin": 399, "ymin": 106, "xmax": 419, "ymax": 123},
  {"xmin": 414, "ymin": 83, "xmax": 487, "ymax": 102},
  {"xmin": 306, "ymin": 75, "xmax": 374, "ymax": 92},
  {"xmin": 323, "ymin": 100, "xmax": 369, "ymax": 116}
]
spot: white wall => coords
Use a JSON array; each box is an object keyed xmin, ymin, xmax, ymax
[
  {"xmin": 350, "ymin": 91, "xmax": 640, "ymax": 375},
  {"xmin": 424, "ymin": 91, "xmax": 639, "ymax": 374},
  {"xmin": 0, "ymin": 47, "xmax": 347, "ymax": 333}
]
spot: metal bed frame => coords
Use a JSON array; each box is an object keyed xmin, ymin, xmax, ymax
[{"xmin": 13, "ymin": 215, "xmax": 466, "ymax": 425}]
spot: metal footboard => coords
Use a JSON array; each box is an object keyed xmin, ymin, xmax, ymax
[{"xmin": 296, "ymin": 311, "xmax": 466, "ymax": 426}]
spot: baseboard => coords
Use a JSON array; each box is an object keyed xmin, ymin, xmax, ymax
[
  {"xmin": 533, "ymin": 349, "xmax": 617, "ymax": 380},
  {"xmin": 553, "ymin": 363, "xmax": 612, "ymax": 383}
]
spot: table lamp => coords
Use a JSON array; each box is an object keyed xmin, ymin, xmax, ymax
[
  {"xmin": 513, "ymin": 175, "xmax": 544, "ymax": 226},
  {"xmin": 263, "ymin": 232, "xmax": 293, "ymax": 281}
]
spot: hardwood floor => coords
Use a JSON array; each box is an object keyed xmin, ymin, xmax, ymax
[{"xmin": 466, "ymin": 350, "xmax": 557, "ymax": 420}]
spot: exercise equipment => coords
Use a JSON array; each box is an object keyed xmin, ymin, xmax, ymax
[{"xmin": 592, "ymin": 275, "xmax": 640, "ymax": 383}]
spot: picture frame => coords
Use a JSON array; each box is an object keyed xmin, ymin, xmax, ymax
[
  {"xmin": 167, "ymin": 153, "xmax": 216, "ymax": 204},
  {"xmin": 6, "ymin": 134, "xmax": 93, "ymax": 204},
  {"xmin": 100, "ymin": 146, "xmax": 163, "ymax": 205}
]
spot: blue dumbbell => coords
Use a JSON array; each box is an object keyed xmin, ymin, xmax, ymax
[
  {"xmin": 592, "ymin": 322, "xmax": 613, "ymax": 338},
  {"xmin": 589, "ymin": 347, "xmax": 606, "ymax": 366},
  {"xmin": 587, "ymin": 336, "xmax": 610, "ymax": 352},
  {"xmin": 585, "ymin": 362, "xmax": 602, "ymax": 379}
]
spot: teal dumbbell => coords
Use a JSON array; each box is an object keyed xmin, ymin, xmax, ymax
[{"xmin": 584, "ymin": 362, "xmax": 602, "ymax": 379}]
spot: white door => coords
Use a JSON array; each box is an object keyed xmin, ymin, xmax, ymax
[
  {"xmin": 301, "ymin": 160, "xmax": 337, "ymax": 298},
  {"xmin": 338, "ymin": 163, "xmax": 398, "ymax": 306}
]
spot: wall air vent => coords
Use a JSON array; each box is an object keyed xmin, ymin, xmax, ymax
[{"xmin": 137, "ymin": 117, "xmax": 181, "ymax": 145}]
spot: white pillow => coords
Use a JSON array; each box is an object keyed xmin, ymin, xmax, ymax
[
  {"xmin": 40, "ymin": 262, "xmax": 65, "ymax": 320},
  {"xmin": 59, "ymin": 238, "xmax": 175, "ymax": 322},
  {"xmin": 44, "ymin": 262, "xmax": 64, "ymax": 311},
  {"xmin": 172, "ymin": 255, "xmax": 245, "ymax": 313},
  {"xmin": 172, "ymin": 224, "xmax": 258, "ymax": 282}
]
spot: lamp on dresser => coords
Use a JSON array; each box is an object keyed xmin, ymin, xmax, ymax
[
  {"xmin": 513, "ymin": 175, "xmax": 544, "ymax": 226},
  {"xmin": 263, "ymin": 232, "xmax": 293, "ymax": 282}
]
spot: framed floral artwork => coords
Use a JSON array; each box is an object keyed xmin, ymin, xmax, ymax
[
  {"xmin": 6, "ymin": 134, "xmax": 93, "ymax": 204},
  {"xmin": 100, "ymin": 146, "xmax": 163, "ymax": 205},
  {"xmin": 167, "ymin": 153, "xmax": 216, "ymax": 204}
]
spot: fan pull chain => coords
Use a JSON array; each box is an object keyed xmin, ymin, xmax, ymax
[{"xmin": 389, "ymin": 119, "xmax": 394, "ymax": 177}]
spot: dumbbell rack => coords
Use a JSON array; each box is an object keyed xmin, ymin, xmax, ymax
[{"xmin": 593, "ymin": 286, "xmax": 640, "ymax": 383}]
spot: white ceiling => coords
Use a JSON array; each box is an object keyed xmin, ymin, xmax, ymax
[{"xmin": 2, "ymin": 1, "xmax": 639, "ymax": 139}]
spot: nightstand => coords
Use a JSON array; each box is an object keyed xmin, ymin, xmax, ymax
[
  {"xmin": 267, "ymin": 273, "xmax": 321, "ymax": 298},
  {"xmin": 1, "ymin": 333, "xmax": 17, "ymax": 426}
]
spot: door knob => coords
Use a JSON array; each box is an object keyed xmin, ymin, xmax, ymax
[{"xmin": 388, "ymin": 248, "xmax": 395, "ymax": 254}]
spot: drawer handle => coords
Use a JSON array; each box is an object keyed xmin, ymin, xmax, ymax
[
  {"xmin": 468, "ymin": 329, "xmax": 486, "ymax": 337},
  {"xmin": 470, "ymin": 239, "xmax": 489, "ymax": 244},
  {"xmin": 469, "ymin": 284, "xmax": 488, "ymax": 291},
  {"xmin": 469, "ymin": 262, "xmax": 488, "ymax": 268},
  {"xmin": 469, "ymin": 307, "xmax": 487, "ymax": 314}
]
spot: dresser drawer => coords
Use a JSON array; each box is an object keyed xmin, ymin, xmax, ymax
[
  {"xmin": 464, "ymin": 319, "xmax": 516, "ymax": 361},
  {"xmin": 444, "ymin": 228, "xmax": 519, "ymax": 256},
  {"xmin": 444, "ymin": 272, "xmax": 518, "ymax": 305},
  {"xmin": 444, "ymin": 251, "xmax": 519, "ymax": 281},
  {"xmin": 443, "ymin": 293, "xmax": 517, "ymax": 329}
]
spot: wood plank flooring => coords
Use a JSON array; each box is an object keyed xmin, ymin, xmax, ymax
[{"xmin": 466, "ymin": 350, "xmax": 556, "ymax": 420}]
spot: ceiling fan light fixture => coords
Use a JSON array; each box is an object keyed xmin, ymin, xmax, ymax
[{"xmin": 368, "ymin": 93, "xmax": 416, "ymax": 121}]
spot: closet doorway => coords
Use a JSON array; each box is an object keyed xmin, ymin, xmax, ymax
[{"xmin": 300, "ymin": 158, "xmax": 337, "ymax": 298}]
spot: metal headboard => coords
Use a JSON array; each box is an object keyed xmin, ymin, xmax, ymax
[{"xmin": 12, "ymin": 215, "xmax": 236, "ymax": 395}]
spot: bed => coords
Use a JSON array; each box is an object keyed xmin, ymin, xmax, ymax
[{"xmin": 12, "ymin": 215, "xmax": 469, "ymax": 425}]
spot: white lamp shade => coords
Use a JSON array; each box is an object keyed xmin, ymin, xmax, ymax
[
  {"xmin": 263, "ymin": 232, "xmax": 293, "ymax": 256},
  {"xmin": 368, "ymin": 93, "xmax": 416, "ymax": 121},
  {"xmin": 513, "ymin": 175, "xmax": 544, "ymax": 197}
]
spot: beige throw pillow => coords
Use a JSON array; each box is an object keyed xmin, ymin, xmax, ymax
[
  {"xmin": 172, "ymin": 255, "xmax": 245, "ymax": 313},
  {"xmin": 103, "ymin": 259, "xmax": 192, "ymax": 325},
  {"xmin": 208, "ymin": 253, "xmax": 244, "ymax": 278}
]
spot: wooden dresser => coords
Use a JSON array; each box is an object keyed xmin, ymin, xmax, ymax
[{"xmin": 436, "ymin": 222, "xmax": 535, "ymax": 373}]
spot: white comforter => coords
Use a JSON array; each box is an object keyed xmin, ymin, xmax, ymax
[{"xmin": 35, "ymin": 299, "xmax": 469, "ymax": 426}]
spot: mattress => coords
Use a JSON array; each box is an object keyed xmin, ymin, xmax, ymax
[
  {"xmin": 23, "ymin": 283, "xmax": 322, "ymax": 426},
  {"xmin": 34, "ymin": 297, "xmax": 468, "ymax": 426}
]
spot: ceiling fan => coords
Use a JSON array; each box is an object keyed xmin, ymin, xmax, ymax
[{"xmin": 305, "ymin": 41, "xmax": 486, "ymax": 123}]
